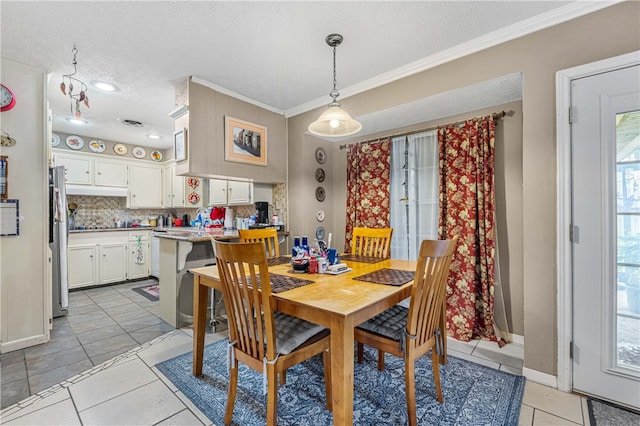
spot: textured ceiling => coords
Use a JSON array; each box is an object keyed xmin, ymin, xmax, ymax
[{"xmin": 0, "ymin": 1, "xmax": 616, "ymax": 149}]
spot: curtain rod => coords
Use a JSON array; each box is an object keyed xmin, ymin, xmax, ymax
[{"xmin": 339, "ymin": 110, "xmax": 506, "ymax": 150}]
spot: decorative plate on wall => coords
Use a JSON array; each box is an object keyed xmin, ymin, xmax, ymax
[
  {"xmin": 187, "ymin": 177, "xmax": 200, "ymax": 189},
  {"xmin": 315, "ymin": 147, "xmax": 327, "ymax": 164},
  {"xmin": 315, "ymin": 186, "xmax": 326, "ymax": 202},
  {"xmin": 316, "ymin": 209, "xmax": 325, "ymax": 222},
  {"xmin": 315, "ymin": 167, "xmax": 325, "ymax": 182},
  {"xmin": 150, "ymin": 150, "xmax": 163, "ymax": 161},
  {"xmin": 51, "ymin": 133, "xmax": 60, "ymax": 147},
  {"xmin": 315, "ymin": 226, "xmax": 326, "ymax": 240},
  {"xmin": 113, "ymin": 143, "xmax": 128, "ymax": 156},
  {"xmin": 65, "ymin": 135, "xmax": 84, "ymax": 150},
  {"xmin": 132, "ymin": 146, "xmax": 146, "ymax": 159},
  {"xmin": 88, "ymin": 139, "xmax": 105, "ymax": 153}
]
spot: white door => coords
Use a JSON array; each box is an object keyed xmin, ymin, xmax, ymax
[{"xmin": 572, "ymin": 64, "xmax": 640, "ymax": 409}]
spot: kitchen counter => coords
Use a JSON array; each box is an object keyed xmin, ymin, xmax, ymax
[
  {"xmin": 152, "ymin": 227, "xmax": 239, "ymax": 242},
  {"xmin": 70, "ymin": 226, "xmax": 156, "ymax": 233}
]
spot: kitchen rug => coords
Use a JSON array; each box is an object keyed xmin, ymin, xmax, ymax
[
  {"xmin": 587, "ymin": 397, "xmax": 640, "ymax": 425},
  {"xmin": 132, "ymin": 284, "xmax": 160, "ymax": 301},
  {"xmin": 156, "ymin": 339, "xmax": 525, "ymax": 425}
]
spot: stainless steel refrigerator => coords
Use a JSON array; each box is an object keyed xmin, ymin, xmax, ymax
[{"xmin": 49, "ymin": 166, "xmax": 69, "ymax": 317}]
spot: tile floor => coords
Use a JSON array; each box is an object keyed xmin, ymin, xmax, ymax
[{"xmin": 0, "ymin": 281, "xmax": 598, "ymax": 425}]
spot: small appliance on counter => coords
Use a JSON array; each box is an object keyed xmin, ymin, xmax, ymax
[{"xmin": 255, "ymin": 201, "xmax": 269, "ymax": 224}]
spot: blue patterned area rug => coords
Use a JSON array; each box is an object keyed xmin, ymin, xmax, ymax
[{"xmin": 157, "ymin": 339, "xmax": 525, "ymax": 425}]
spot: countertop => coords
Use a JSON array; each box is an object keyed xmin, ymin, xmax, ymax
[
  {"xmin": 70, "ymin": 226, "xmax": 157, "ymax": 234},
  {"xmin": 152, "ymin": 228, "xmax": 240, "ymax": 242}
]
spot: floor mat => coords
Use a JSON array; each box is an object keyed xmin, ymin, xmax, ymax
[
  {"xmin": 588, "ymin": 397, "xmax": 640, "ymax": 425},
  {"xmin": 132, "ymin": 284, "xmax": 159, "ymax": 301}
]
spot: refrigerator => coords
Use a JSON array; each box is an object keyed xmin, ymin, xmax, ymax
[{"xmin": 49, "ymin": 166, "xmax": 69, "ymax": 317}]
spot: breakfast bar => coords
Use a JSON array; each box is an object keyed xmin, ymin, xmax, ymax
[{"xmin": 153, "ymin": 228, "xmax": 239, "ymax": 328}]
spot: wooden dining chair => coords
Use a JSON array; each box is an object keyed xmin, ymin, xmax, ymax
[
  {"xmin": 354, "ymin": 236, "xmax": 458, "ymax": 426},
  {"xmin": 239, "ymin": 228, "xmax": 280, "ymax": 258},
  {"xmin": 212, "ymin": 240, "xmax": 331, "ymax": 426},
  {"xmin": 351, "ymin": 227, "xmax": 393, "ymax": 258}
]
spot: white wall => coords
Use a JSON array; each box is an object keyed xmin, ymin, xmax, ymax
[{"xmin": 0, "ymin": 59, "xmax": 50, "ymax": 352}]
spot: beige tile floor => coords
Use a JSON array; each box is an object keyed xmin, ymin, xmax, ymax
[{"xmin": 0, "ymin": 326, "xmax": 592, "ymax": 426}]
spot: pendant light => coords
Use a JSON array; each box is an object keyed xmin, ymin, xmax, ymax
[{"xmin": 308, "ymin": 34, "xmax": 362, "ymax": 138}]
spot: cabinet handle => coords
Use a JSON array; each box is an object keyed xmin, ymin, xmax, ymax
[
  {"xmin": 90, "ymin": 254, "xmax": 93, "ymax": 258},
  {"xmin": 98, "ymin": 172, "xmax": 101, "ymax": 175},
  {"xmin": 86, "ymin": 171, "xmax": 89, "ymax": 174}
]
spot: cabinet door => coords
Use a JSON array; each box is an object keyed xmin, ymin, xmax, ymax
[
  {"xmin": 172, "ymin": 172, "xmax": 185, "ymax": 207},
  {"xmin": 130, "ymin": 165, "xmax": 162, "ymax": 208},
  {"xmin": 208, "ymin": 179, "xmax": 227, "ymax": 205},
  {"xmin": 162, "ymin": 165, "xmax": 172, "ymax": 208},
  {"xmin": 95, "ymin": 160, "xmax": 128, "ymax": 187},
  {"xmin": 129, "ymin": 239, "xmax": 150, "ymax": 279},
  {"xmin": 227, "ymin": 181, "xmax": 252, "ymax": 205},
  {"xmin": 150, "ymin": 235, "xmax": 160, "ymax": 277},
  {"xmin": 57, "ymin": 155, "xmax": 92, "ymax": 185},
  {"xmin": 68, "ymin": 245, "xmax": 96, "ymax": 288},
  {"xmin": 100, "ymin": 243, "xmax": 128, "ymax": 284}
]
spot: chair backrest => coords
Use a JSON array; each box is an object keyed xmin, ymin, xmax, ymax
[
  {"xmin": 239, "ymin": 228, "xmax": 280, "ymax": 258},
  {"xmin": 212, "ymin": 240, "xmax": 277, "ymax": 363},
  {"xmin": 351, "ymin": 227, "xmax": 393, "ymax": 258},
  {"xmin": 406, "ymin": 236, "xmax": 458, "ymax": 346}
]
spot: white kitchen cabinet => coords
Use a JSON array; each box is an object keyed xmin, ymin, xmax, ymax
[
  {"xmin": 163, "ymin": 163, "xmax": 204, "ymax": 208},
  {"xmin": 129, "ymin": 231, "xmax": 150, "ymax": 279},
  {"xmin": 99, "ymin": 243, "xmax": 128, "ymax": 284},
  {"xmin": 68, "ymin": 244, "xmax": 97, "ymax": 289},
  {"xmin": 129, "ymin": 164, "xmax": 162, "ymax": 208},
  {"xmin": 150, "ymin": 234, "xmax": 160, "ymax": 278},
  {"xmin": 208, "ymin": 179, "xmax": 252, "ymax": 206},
  {"xmin": 55, "ymin": 152, "xmax": 128, "ymax": 187}
]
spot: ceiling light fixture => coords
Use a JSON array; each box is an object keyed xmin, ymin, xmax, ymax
[
  {"xmin": 66, "ymin": 117, "xmax": 87, "ymax": 125},
  {"xmin": 308, "ymin": 34, "xmax": 362, "ymax": 138},
  {"xmin": 91, "ymin": 81, "xmax": 118, "ymax": 92},
  {"xmin": 146, "ymin": 134, "xmax": 161, "ymax": 139},
  {"xmin": 60, "ymin": 45, "xmax": 90, "ymax": 119}
]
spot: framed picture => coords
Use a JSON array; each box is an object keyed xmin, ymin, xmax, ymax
[
  {"xmin": 174, "ymin": 128, "xmax": 187, "ymax": 161},
  {"xmin": 225, "ymin": 116, "xmax": 267, "ymax": 166}
]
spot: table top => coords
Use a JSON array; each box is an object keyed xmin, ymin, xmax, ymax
[{"xmin": 191, "ymin": 257, "xmax": 417, "ymax": 320}]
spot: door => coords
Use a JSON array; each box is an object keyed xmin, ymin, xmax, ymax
[
  {"xmin": 228, "ymin": 180, "xmax": 252, "ymax": 205},
  {"xmin": 100, "ymin": 243, "xmax": 128, "ymax": 283},
  {"xmin": 130, "ymin": 164, "xmax": 162, "ymax": 208},
  {"xmin": 95, "ymin": 159, "xmax": 128, "ymax": 187},
  {"xmin": 57, "ymin": 154, "xmax": 92, "ymax": 185},
  {"xmin": 209, "ymin": 179, "xmax": 227, "ymax": 205},
  {"xmin": 572, "ymin": 64, "xmax": 640, "ymax": 409},
  {"xmin": 68, "ymin": 245, "xmax": 96, "ymax": 288}
]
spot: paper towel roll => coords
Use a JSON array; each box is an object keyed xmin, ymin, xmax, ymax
[{"xmin": 224, "ymin": 207, "xmax": 234, "ymax": 229}]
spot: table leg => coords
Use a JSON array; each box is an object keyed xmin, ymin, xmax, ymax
[
  {"xmin": 331, "ymin": 315, "xmax": 354, "ymax": 425},
  {"xmin": 193, "ymin": 276, "xmax": 208, "ymax": 376}
]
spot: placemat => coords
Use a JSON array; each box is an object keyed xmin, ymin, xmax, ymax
[
  {"xmin": 353, "ymin": 268, "xmax": 415, "ymax": 286},
  {"xmin": 248, "ymin": 273, "xmax": 314, "ymax": 293},
  {"xmin": 266, "ymin": 256, "xmax": 291, "ymax": 267},
  {"xmin": 339, "ymin": 254, "xmax": 387, "ymax": 264}
]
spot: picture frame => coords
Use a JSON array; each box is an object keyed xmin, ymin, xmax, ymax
[
  {"xmin": 174, "ymin": 128, "xmax": 187, "ymax": 161},
  {"xmin": 225, "ymin": 116, "xmax": 267, "ymax": 166}
]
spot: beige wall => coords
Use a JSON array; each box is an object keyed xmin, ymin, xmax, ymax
[
  {"xmin": 287, "ymin": 1, "xmax": 640, "ymax": 376},
  {"xmin": 0, "ymin": 59, "xmax": 49, "ymax": 351}
]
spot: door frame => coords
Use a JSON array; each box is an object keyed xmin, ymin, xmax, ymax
[{"xmin": 556, "ymin": 50, "xmax": 640, "ymax": 393}]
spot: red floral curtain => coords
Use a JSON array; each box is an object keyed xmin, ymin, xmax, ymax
[
  {"xmin": 438, "ymin": 116, "xmax": 497, "ymax": 341},
  {"xmin": 345, "ymin": 139, "xmax": 391, "ymax": 253}
]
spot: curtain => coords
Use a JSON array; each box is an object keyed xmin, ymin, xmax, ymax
[
  {"xmin": 390, "ymin": 131, "xmax": 439, "ymax": 260},
  {"xmin": 438, "ymin": 116, "xmax": 497, "ymax": 341},
  {"xmin": 345, "ymin": 139, "xmax": 391, "ymax": 253}
]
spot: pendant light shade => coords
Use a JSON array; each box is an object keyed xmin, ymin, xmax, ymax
[{"xmin": 308, "ymin": 34, "xmax": 362, "ymax": 138}]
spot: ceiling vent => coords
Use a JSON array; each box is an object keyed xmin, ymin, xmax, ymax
[{"xmin": 121, "ymin": 118, "xmax": 144, "ymax": 127}]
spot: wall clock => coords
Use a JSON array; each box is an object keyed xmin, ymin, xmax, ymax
[{"xmin": 1, "ymin": 84, "xmax": 16, "ymax": 112}]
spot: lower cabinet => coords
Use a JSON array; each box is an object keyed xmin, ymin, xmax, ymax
[{"xmin": 68, "ymin": 230, "xmax": 151, "ymax": 289}]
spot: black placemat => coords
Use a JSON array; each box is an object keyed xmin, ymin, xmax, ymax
[
  {"xmin": 339, "ymin": 254, "xmax": 387, "ymax": 264},
  {"xmin": 248, "ymin": 273, "xmax": 314, "ymax": 293},
  {"xmin": 353, "ymin": 268, "xmax": 415, "ymax": 286},
  {"xmin": 266, "ymin": 256, "xmax": 291, "ymax": 267}
]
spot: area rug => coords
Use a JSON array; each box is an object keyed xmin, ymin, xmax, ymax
[
  {"xmin": 157, "ymin": 339, "xmax": 525, "ymax": 425},
  {"xmin": 587, "ymin": 397, "xmax": 640, "ymax": 425},
  {"xmin": 132, "ymin": 284, "xmax": 159, "ymax": 301}
]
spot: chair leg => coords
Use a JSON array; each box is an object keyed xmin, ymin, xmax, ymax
[
  {"xmin": 404, "ymin": 357, "xmax": 417, "ymax": 426},
  {"xmin": 224, "ymin": 359, "xmax": 239, "ymax": 425},
  {"xmin": 432, "ymin": 348, "xmax": 443, "ymax": 403},
  {"xmin": 266, "ymin": 362, "xmax": 278, "ymax": 426},
  {"xmin": 377, "ymin": 350, "xmax": 385, "ymax": 371},
  {"xmin": 357, "ymin": 342, "xmax": 364, "ymax": 363},
  {"xmin": 279, "ymin": 370, "xmax": 287, "ymax": 385},
  {"xmin": 322, "ymin": 349, "xmax": 332, "ymax": 411}
]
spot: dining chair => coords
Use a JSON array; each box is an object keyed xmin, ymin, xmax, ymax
[
  {"xmin": 212, "ymin": 240, "xmax": 331, "ymax": 426},
  {"xmin": 351, "ymin": 227, "xmax": 393, "ymax": 258},
  {"xmin": 354, "ymin": 236, "xmax": 458, "ymax": 425},
  {"xmin": 239, "ymin": 227, "xmax": 280, "ymax": 258}
]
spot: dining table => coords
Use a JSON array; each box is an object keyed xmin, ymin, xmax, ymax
[{"xmin": 190, "ymin": 256, "xmax": 448, "ymax": 426}]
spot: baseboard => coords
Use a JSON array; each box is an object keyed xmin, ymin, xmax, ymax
[
  {"xmin": 523, "ymin": 367, "xmax": 558, "ymax": 388},
  {"xmin": 511, "ymin": 333, "xmax": 524, "ymax": 345},
  {"xmin": 1, "ymin": 333, "xmax": 49, "ymax": 353}
]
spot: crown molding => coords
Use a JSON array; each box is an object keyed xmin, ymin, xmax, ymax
[{"xmin": 284, "ymin": 0, "xmax": 625, "ymax": 118}]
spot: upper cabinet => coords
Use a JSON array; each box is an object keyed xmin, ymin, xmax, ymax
[
  {"xmin": 171, "ymin": 78, "xmax": 287, "ymax": 183},
  {"xmin": 128, "ymin": 164, "xmax": 162, "ymax": 208},
  {"xmin": 208, "ymin": 179, "xmax": 252, "ymax": 206},
  {"xmin": 162, "ymin": 162, "xmax": 204, "ymax": 208},
  {"xmin": 54, "ymin": 151, "xmax": 128, "ymax": 196}
]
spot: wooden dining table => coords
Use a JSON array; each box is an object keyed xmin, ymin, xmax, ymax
[{"xmin": 190, "ymin": 257, "xmax": 448, "ymax": 426}]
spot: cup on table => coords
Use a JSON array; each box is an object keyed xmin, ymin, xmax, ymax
[{"xmin": 327, "ymin": 248, "xmax": 337, "ymax": 265}]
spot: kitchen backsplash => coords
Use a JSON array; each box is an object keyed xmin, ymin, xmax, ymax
[{"xmin": 68, "ymin": 182, "xmax": 287, "ymax": 228}]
